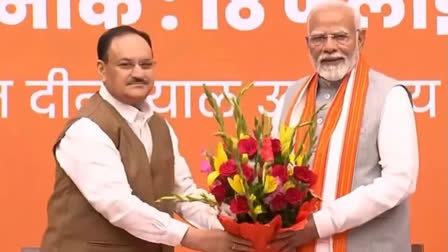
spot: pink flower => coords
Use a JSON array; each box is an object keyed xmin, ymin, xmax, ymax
[
  {"xmin": 285, "ymin": 188, "xmax": 305, "ymax": 205},
  {"xmin": 238, "ymin": 137, "xmax": 258, "ymax": 158},
  {"xmin": 261, "ymin": 137, "xmax": 274, "ymax": 162},
  {"xmin": 294, "ymin": 166, "xmax": 317, "ymax": 186},
  {"xmin": 271, "ymin": 138, "xmax": 281, "ymax": 155},
  {"xmin": 271, "ymin": 164, "xmax": 288, "ymax": 183},
  {"xmin": 210, "ymin": 180, "xmax": 228, "ymax": 203},
  {"xmin": 230, "ymin": 196, "xmax": 249, "ymax": 214},
  {"xmin": 242, "ymin": 164, "xmax": 255, "ymax": 183},
  {"xmin": 200, "ymin": 160, "xmax": 212, "ymax": 174},
  {"xmin": 269, "ymin": 193, "xmax": 287, "ymax": 211},
  {"xmin": 220, "ymin": 160, "xmax": 238, "ymax": 177}
]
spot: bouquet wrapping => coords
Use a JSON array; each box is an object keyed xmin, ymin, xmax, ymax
[{"xmin": 158, "ymin": 84, "xmax": 322, "ymax": 251}]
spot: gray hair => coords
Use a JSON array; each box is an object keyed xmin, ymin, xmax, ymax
[{"xmin": 307, "ymin": 0, "xmax": 361, "ymax": 33}]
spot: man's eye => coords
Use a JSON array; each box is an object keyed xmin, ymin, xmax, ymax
[
  {"xmin": 141, "ymin": 62, "xmax": 153, "ymax": 67},
  {"xmin": 119, "ymin": 62, "xmax": 133, "ymax": 68},
  {"xmin": 333, "ymin": 34, "xmax": 348, "ymax": 41},
  {"xmin": 311, "ymin": 36, "xmax": 326, "ymax": 42}
]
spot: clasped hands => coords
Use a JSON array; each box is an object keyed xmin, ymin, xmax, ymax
[{"xmin": 183, "ymin": 216, "xmax": 318, "ymax": 252}]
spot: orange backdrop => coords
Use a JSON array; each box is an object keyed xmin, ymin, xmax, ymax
[{"xmin": 0, "ymin": 0, "xmax": 446, "ymax": 251}]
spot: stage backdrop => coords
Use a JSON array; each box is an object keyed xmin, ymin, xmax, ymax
[{"xmin": 0, "ymin": 0, "xmax": 446, "ymax": 251}]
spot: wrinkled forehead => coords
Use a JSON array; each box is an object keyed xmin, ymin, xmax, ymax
[
  {"xmin": 309, "ymin": 26, "xmax": 350, "ymax": 35},
  {"xmin": 308, "ymin": 7, "xmax": 356, "ymax": 34}
]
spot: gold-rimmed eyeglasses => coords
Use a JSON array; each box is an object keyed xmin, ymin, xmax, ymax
[{"xmin": 306, "ymin": 29, "xmax": 360, "ymax": 47}]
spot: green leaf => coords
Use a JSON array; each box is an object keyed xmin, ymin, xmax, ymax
[
  {"xmin": 156, "ymin": 193, "xmax": 218, "ymax": 207},
  {"xmin": 237, "ymin": 82, "xmax": 254, "ymax": 103},
  {"xmin": 203, "ymin": 84, "xmax": 225, "ymax": 132},
  {"xmin": 263, "ymin": 114, "xmax": 272, "ymax": 137}
]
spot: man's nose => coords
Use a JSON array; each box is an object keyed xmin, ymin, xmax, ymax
[
  {"xmin": 131, "ymin": 64, "xmax": 146, "ymax": 77},
  {"xmin": 322, "ymin": 37, "xmax": 338, "ymax": 53}
]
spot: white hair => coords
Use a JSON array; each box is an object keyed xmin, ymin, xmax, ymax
[{"xmin": 306, "ymin": 0, "xmax": 361, "ymax": 33}]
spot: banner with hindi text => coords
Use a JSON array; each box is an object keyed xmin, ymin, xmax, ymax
[{"xmin": 0, "ymin": 0, "xmax": 446, "ymax": 251}]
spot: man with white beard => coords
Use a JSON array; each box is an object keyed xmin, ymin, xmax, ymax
[{"xmin": 269, "ymin": 1, "xmax": 419, "ymax": 252}]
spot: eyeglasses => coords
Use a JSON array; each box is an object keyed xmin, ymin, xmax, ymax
[{"xmin": 306, "ymin": 30, "xmax": 359, "ymax": 47}]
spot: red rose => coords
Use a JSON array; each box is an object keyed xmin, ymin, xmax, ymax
[
  {"xmin": 285, "ymin": 188, "xmax": 305, "ymax": 205},
  {"xmin": 271, "ymin": 138, "xmax": 281, "ymax": 155},
  {"xmin": 261, "ymin": 137, "xmax": 274, "ymax": 162},
  {"xmin": 294, "ymin": 166, "xmax": 317, "ymax": 186},
  {"xmin": 220, "ymin": 160, "xmax": 238, "ymax": 177},
  {"xmin": 269, "ymin": 193, "xmax": 287, "ymax": 211},
  {"xmin": 238, "ymin": 137, "xmax": 258, "ymax": 158},
  {"xmin": 242, "ymin": 164, "xmax": 255, "ymax": 183},
  {"xmin": 271, "ymin": 164, "xmax": 288, "ymax": 183},
  {"xmin": 230, "ymin": 196, "xmax": 249, "ymax": 214},
  {"xmin": 210, "ymin": 180, "xmax": 228, "ymax": 203}
]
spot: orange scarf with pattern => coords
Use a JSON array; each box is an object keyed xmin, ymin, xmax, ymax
[{"xmin": 284, "ymin": 58, "xmax": 369, "ymax": 252}]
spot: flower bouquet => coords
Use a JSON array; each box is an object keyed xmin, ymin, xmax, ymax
[{"xmin": 158, "ymin": 83, "xmax": 322, "ymax": 251}]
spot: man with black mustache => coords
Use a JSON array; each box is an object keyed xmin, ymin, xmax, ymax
[
  {"xmin": 269, "ymin": 1, "xmax": 419, "ymax": 252},
  {"xmin": 41, "ymin": 26, "xmax": 252, "ymax": 252}
]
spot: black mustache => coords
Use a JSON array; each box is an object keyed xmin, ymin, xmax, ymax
[{"xmin": 127, "ymin": 78, "xmax": 149, "ymax": 85}]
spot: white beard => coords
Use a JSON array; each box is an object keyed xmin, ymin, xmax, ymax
[{"xmin": 312, "ymin": 46, "xmax": 360, "ymax": 81}]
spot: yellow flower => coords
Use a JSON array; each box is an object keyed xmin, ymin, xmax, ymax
[
  {"xmin": 249, "ymin": 194, "xmax": 256, "ymax": 202},
  {"xmin": 253, "ymin": 205, "xmax": 263, "ymax": 215},
  {"xmin": 264, "ymin": 175, "xmax": 278, "ymax": 193},
  {"xmin": 280, "ymin": 123, "xmax": 295, "ymax": 156},
  {"xmin": 288, "ymin": 165, "xmax": 294, "ymax": 176},
  {"xmin": 228, "ymin": 174, "xmax": 246, "ymax": 195},
  {"xmin": 213, "ymin": 142, "xmax": 227, "ymax": 171},
  {"xmin": 283, "ymin": 180, "xmax": 296, "ymax": 191},
  {"xmin": 289, "ymin": 153, "xmax": 296, "ymax": 164},
  {"xmin": 241, "ymin": 154, "xmax": 249, "ymax": 164},
  {"xmin": 231, "ymin": 137, "xmax": 239, "ymax": 151},
  {"xmin": 207, "ymin": 171, "xmax": 220, "ymax": 186},
  {"xmin": 296, "ymin": 154, "xmax": 304, "ymax": 166},
  {"xmin": 239, "ymin": 133, "xmax": 249, "ymax": 140}
]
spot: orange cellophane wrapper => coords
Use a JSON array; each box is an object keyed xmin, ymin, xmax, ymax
[{"xmin": 218, "ymin": 199, "xmax": 318, "ymax": 252}]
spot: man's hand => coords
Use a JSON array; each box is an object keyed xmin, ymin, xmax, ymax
[
  {"xmin": 181, "ymin": 227, "xmax": 253, "ymax": 252},
  {"xmin": 219, "ymin": 202, "xmax": 236, "ymax": 219},
  {"xmin": 268, "ymin": 216, "xmax": 319, "ymax": 252}
]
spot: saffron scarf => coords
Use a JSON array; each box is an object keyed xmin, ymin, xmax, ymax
[{"xmin": 284, "ymin": 58, "xmax": 370, "ymax": 252}]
